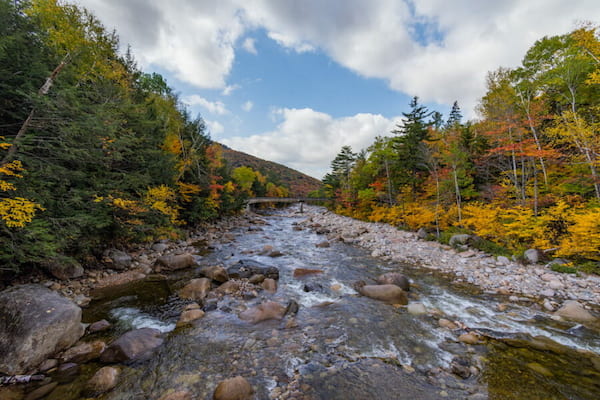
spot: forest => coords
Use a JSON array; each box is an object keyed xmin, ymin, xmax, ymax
[
  {"xmin": 322, "ymin": 24, "xmax": 600, "ymax": 272},
  {"xmin": 0, "ymin": 0, "xmax": 289, "ymax": 278}
]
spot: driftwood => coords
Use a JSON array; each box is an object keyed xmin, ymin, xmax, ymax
[{"xmin": 0, "ymin": 374, "xmax": 45, "ymax": 386}]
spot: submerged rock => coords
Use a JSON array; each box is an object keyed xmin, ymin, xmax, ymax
[
  {"xmin": 293, "ymin": 268, "xmax": 324, "ymax": 278},
  {"xmin": 0, "ymin": 284, "xmax": 84, "ymax": 375},
  {"xmin": 60, "ymin": 340, "xmax": 106, "ymax": 364},
  {"xmin": 261, "ymin": 278, "xmax": 277, "ymax": 293},
  {"xmin": 84, "ymin": 366, "xmax": 120, "ymax": 396},
  {"xmin": 100, "ymin": 328, "xmax": 163, "ymax": 363},
  {"xmin": 227, "ymin": 259, "xmax": 279, "ymax": 280},
  {"xmin": 179, "ymin": 278, "xmax": 212, "ymax": 301},
  {"xmin": 239, "ymin": 301, "xmax": 286, "ymax": 323},
  {"xmin": 200, "ymin": 265, "xmax": 229, "ymax": 283},
  {"xmin": 213, "ymin": 376, "xmax": 254, "ymax": 400}
]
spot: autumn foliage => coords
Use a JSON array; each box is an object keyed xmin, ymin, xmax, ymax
[{"xmin": 325, "ymin": 25, "xmax": 600, "ymax": 268}]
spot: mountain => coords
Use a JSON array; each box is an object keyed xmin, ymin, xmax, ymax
[{"xmin": 218, "ymin": 144, "xmax": 322, "ymax": 197}]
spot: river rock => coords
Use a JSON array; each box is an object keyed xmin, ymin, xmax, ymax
[
  {"xmin": 555, "ymin": 300, "xmax": 596, "ymax": 323},
  {"xmin": 248, "ymin": 274, "xmax": 265, "ymax": 284},
  {"xmin": 159, "ymin": 391, "xmax": 192, "ymax": 400},
  {"xmin": 100, "ymin": 328, "xmax": 163, "ymax": 363},
  {"xmin": 239, "ymin": 301, "xmax": 286, "ymax": 323},
  {"xmin": 407, "ymin": 303, "xmax": 427, "ymax": 315},
  {"xmin": 293, "ymin": 268, "xmax": 324, "ymax": 278},
  {"xmin": 200, "ymin": 265, "xmax": 229, "ymax": 283},
  {"xmin": 227, "ymin": 260, "xmax": 279, "ymax": 280},
  {"xmin": 177, "ymin": 309, "xmax": 205, "ymax": 327},
  {"xmin": 524, "ymin": 249, "xmax": 541, "ymax": 264},
  {"xmin": 0, "ymin": 284, "xmax": 84, "ymax": 375},
  {"xmin": 104, "ymin": 249, "xmax": 132, "ymax": 270},
  {"xmin": 458, "ymin": 332, "xmax": 480, "ymax": 345},
  {"xmin": 94, "ymin": 271, "xmax": 147, "ymax": 289},
  {"xmin": 213, "ymin": 376, "xmax": 254, "ymax": 400},
  {"xmin": 316, "ymin": 241, "xmax": 330, "ymax": 248},
  {"xmin": 84, "ymin": 366, "xmax": 120, "ymax": 396},
  {"xmin": 151, "ymin": 242, "xmax": 169, "ymax": 252},
  {"xmin": 262, "ymin": 278, "xmax": 277, "ymax": 293},
  {"xmin": 355, "ymin": 282, "xmax": 408, "ymax": 305},
  {"xmin": 88, "ymin": 319, "xmax": 112, "ymax": 333},
  {"xmin": 179, "ymin": 278, "xmax": 212, "ymax": 301},
  {"xmin": 44, "ymin": 258, "xmax": 84, "ymax": 280},
  {"xmin": 24, "ymin": 382, "xmax": 58, "ymax": 400},
  {"xmin": 214, "ymin": 280, "xmax": 241, "ymax": 294},
  {"xmin": 548, "ymin": 280, "xmax": 564, "ymax": 290},
  {"xmin": 154, "ymin": 253, "xmax": 196, "ymax": 271},
  {"xmin": 60, "ymin": 340, "xmax": 106, "ymax": 363},
  {"xmin": 438, "ymin": 319, "xmax": 458, "ymax": 330},
  {"xmin": 376, "ymin": 272, "xmax": 410, "ymax": 291}
]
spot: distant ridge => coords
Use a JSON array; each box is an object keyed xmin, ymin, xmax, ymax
[{"xmin": 218, "ymin": 144, "xmax": 322, "ymax": 197}]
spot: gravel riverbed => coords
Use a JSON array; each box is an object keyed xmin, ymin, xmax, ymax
[{"xmin": 299, "ymin": 206, "xmax": 600, "ymax": 308}]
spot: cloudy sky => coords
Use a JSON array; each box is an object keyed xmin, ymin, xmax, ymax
[{"xmin": 79, "ymin": 0, "xmax": 599, "ymax": 179}]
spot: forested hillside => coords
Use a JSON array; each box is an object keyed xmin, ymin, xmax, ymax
[
  {"xmin": 323, "ymin": 25, "xmax": 600, "ymax": 271},
  {"xmin": 220, "ymin": 144, "xmax": 322, "ymax": 197},
  {"xmin": 0, "ymin": 0, "xmax": 290, "ymax": 278}
]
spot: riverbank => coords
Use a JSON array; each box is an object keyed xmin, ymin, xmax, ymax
[{"xmin": 299, "ymin": 206, "xmax": 600, "ymax": 308}]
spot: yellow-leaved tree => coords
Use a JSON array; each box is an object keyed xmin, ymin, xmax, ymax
[{"xmin": 0, "ymin": 139, "xmax": 43, "ymax": 228}]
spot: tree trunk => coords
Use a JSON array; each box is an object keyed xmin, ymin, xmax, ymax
[{"xmin": 2, "ymin": 55, "xmax": 70, "ymax": 164}]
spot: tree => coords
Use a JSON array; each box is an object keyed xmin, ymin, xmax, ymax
[{"xmin": 391, "ymin": 96, "xmax": 433, "ymax": 193}]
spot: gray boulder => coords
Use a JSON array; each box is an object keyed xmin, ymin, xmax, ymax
[
  {"xmin": 44, "ymin": 258, "xmax": 84, "ymax": 280},
  {"xmin": 0, "ymin": 284, "xmax": 84, "ymax": 375},
  {"xmin": 524, "ymin": 249, "xmax": 541, "ymax": 264},
  {"xmin": 104, "ymin": 249, "xmax": 132, "ymax": 270}
]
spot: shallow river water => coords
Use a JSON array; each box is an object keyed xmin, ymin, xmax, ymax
[{"xmin": 45, "ymin": 209, "xmax": 600, "ymax": 399}]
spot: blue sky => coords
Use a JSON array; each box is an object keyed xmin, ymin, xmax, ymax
[
  {"xmin": 79, "ymin": 0, "xmax": 600, "ymax": 178},
  {"xmin": 177, "ymin": 28, "xmax": 447, "ymax": 137}
]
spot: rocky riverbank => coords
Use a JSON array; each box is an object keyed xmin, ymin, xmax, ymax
[{"xmin": 298, "ymin": 206, "xmax": 600, "ymax": 311}]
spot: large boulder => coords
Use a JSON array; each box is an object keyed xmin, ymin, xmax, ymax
[
  {"xmin": 178, "ymin": 278, "xmax": 212, "ymax": 301},
  {"xmin": 0, "ymin": 284, "xmax": 84, "ymax": 375},
  {"xmin": 199, "ymin": 265, "xmax": 229, "ymax": 283},
  {"xmin": 154, "ymin": 254, "xmax": 196, "ymax": 271},
  {"xmin": 239, "ymin": 301, "xmax": 286, "ymax": 324},
  {"xmin": 213, "ymin": 376, "xmax": 254, "ymax": 400},
  {"xmin": 100, "ymin": 328, "xmax": 163, "ymax": 363},
  {"xmin": 355, "ymin": 282, "xmax": 408, "ymax": 305},
  {"xmin": 375, "ymin": 273, "xmax": 410, "ymax": 291}
]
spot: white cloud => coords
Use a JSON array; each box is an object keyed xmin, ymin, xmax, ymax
[
  {"xmin": 222, "ymin": 108, "xmax": 397, "ymax": 178},
  {"xmin": 206, "ymin": 120, "xmax": 225, "ymax": 136},
  {"xmin": 80, "ymin": 0, "xmax": 600, "ymax": 117},
  {"xmin": 242, "ymin": 37, "xmax": 257, "ymax": 54},
  {"xmin": 241, "ymin": 101, "xmax": 254, "ymax": 111},
  {"xmin": 222, "ymin": 84, "xmax": 241, "ymax": 96},
  {"xmin": 182, "ymin": 95, "xmax": 228, "ymax": 115}
]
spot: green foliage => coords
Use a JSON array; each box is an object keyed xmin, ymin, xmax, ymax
[
  {"xmin": 550, "ymin": 264, "xmax": 578, "ymax": 274},
  {"xmin": 0, "ymin": 0, "xmax": 253, "ymax": 276}
]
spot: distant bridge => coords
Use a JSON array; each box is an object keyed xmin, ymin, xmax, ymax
[{"xmin": 245, "ymin": 197, "xmax": 331, "ymax": 212}]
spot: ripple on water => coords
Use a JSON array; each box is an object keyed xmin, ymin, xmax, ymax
[{"xmin": 110, "ymin": 307, "xmax": 175, "ymax": 333}]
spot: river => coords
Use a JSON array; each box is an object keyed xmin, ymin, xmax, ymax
[{"xmin": 43, "ymin": 208, "xmax": 600, "ymax": 399}]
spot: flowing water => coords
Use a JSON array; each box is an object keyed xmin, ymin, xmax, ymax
[{"xmin": 41, "ymin": 209, "xmax": 600, "ymax": 399}]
